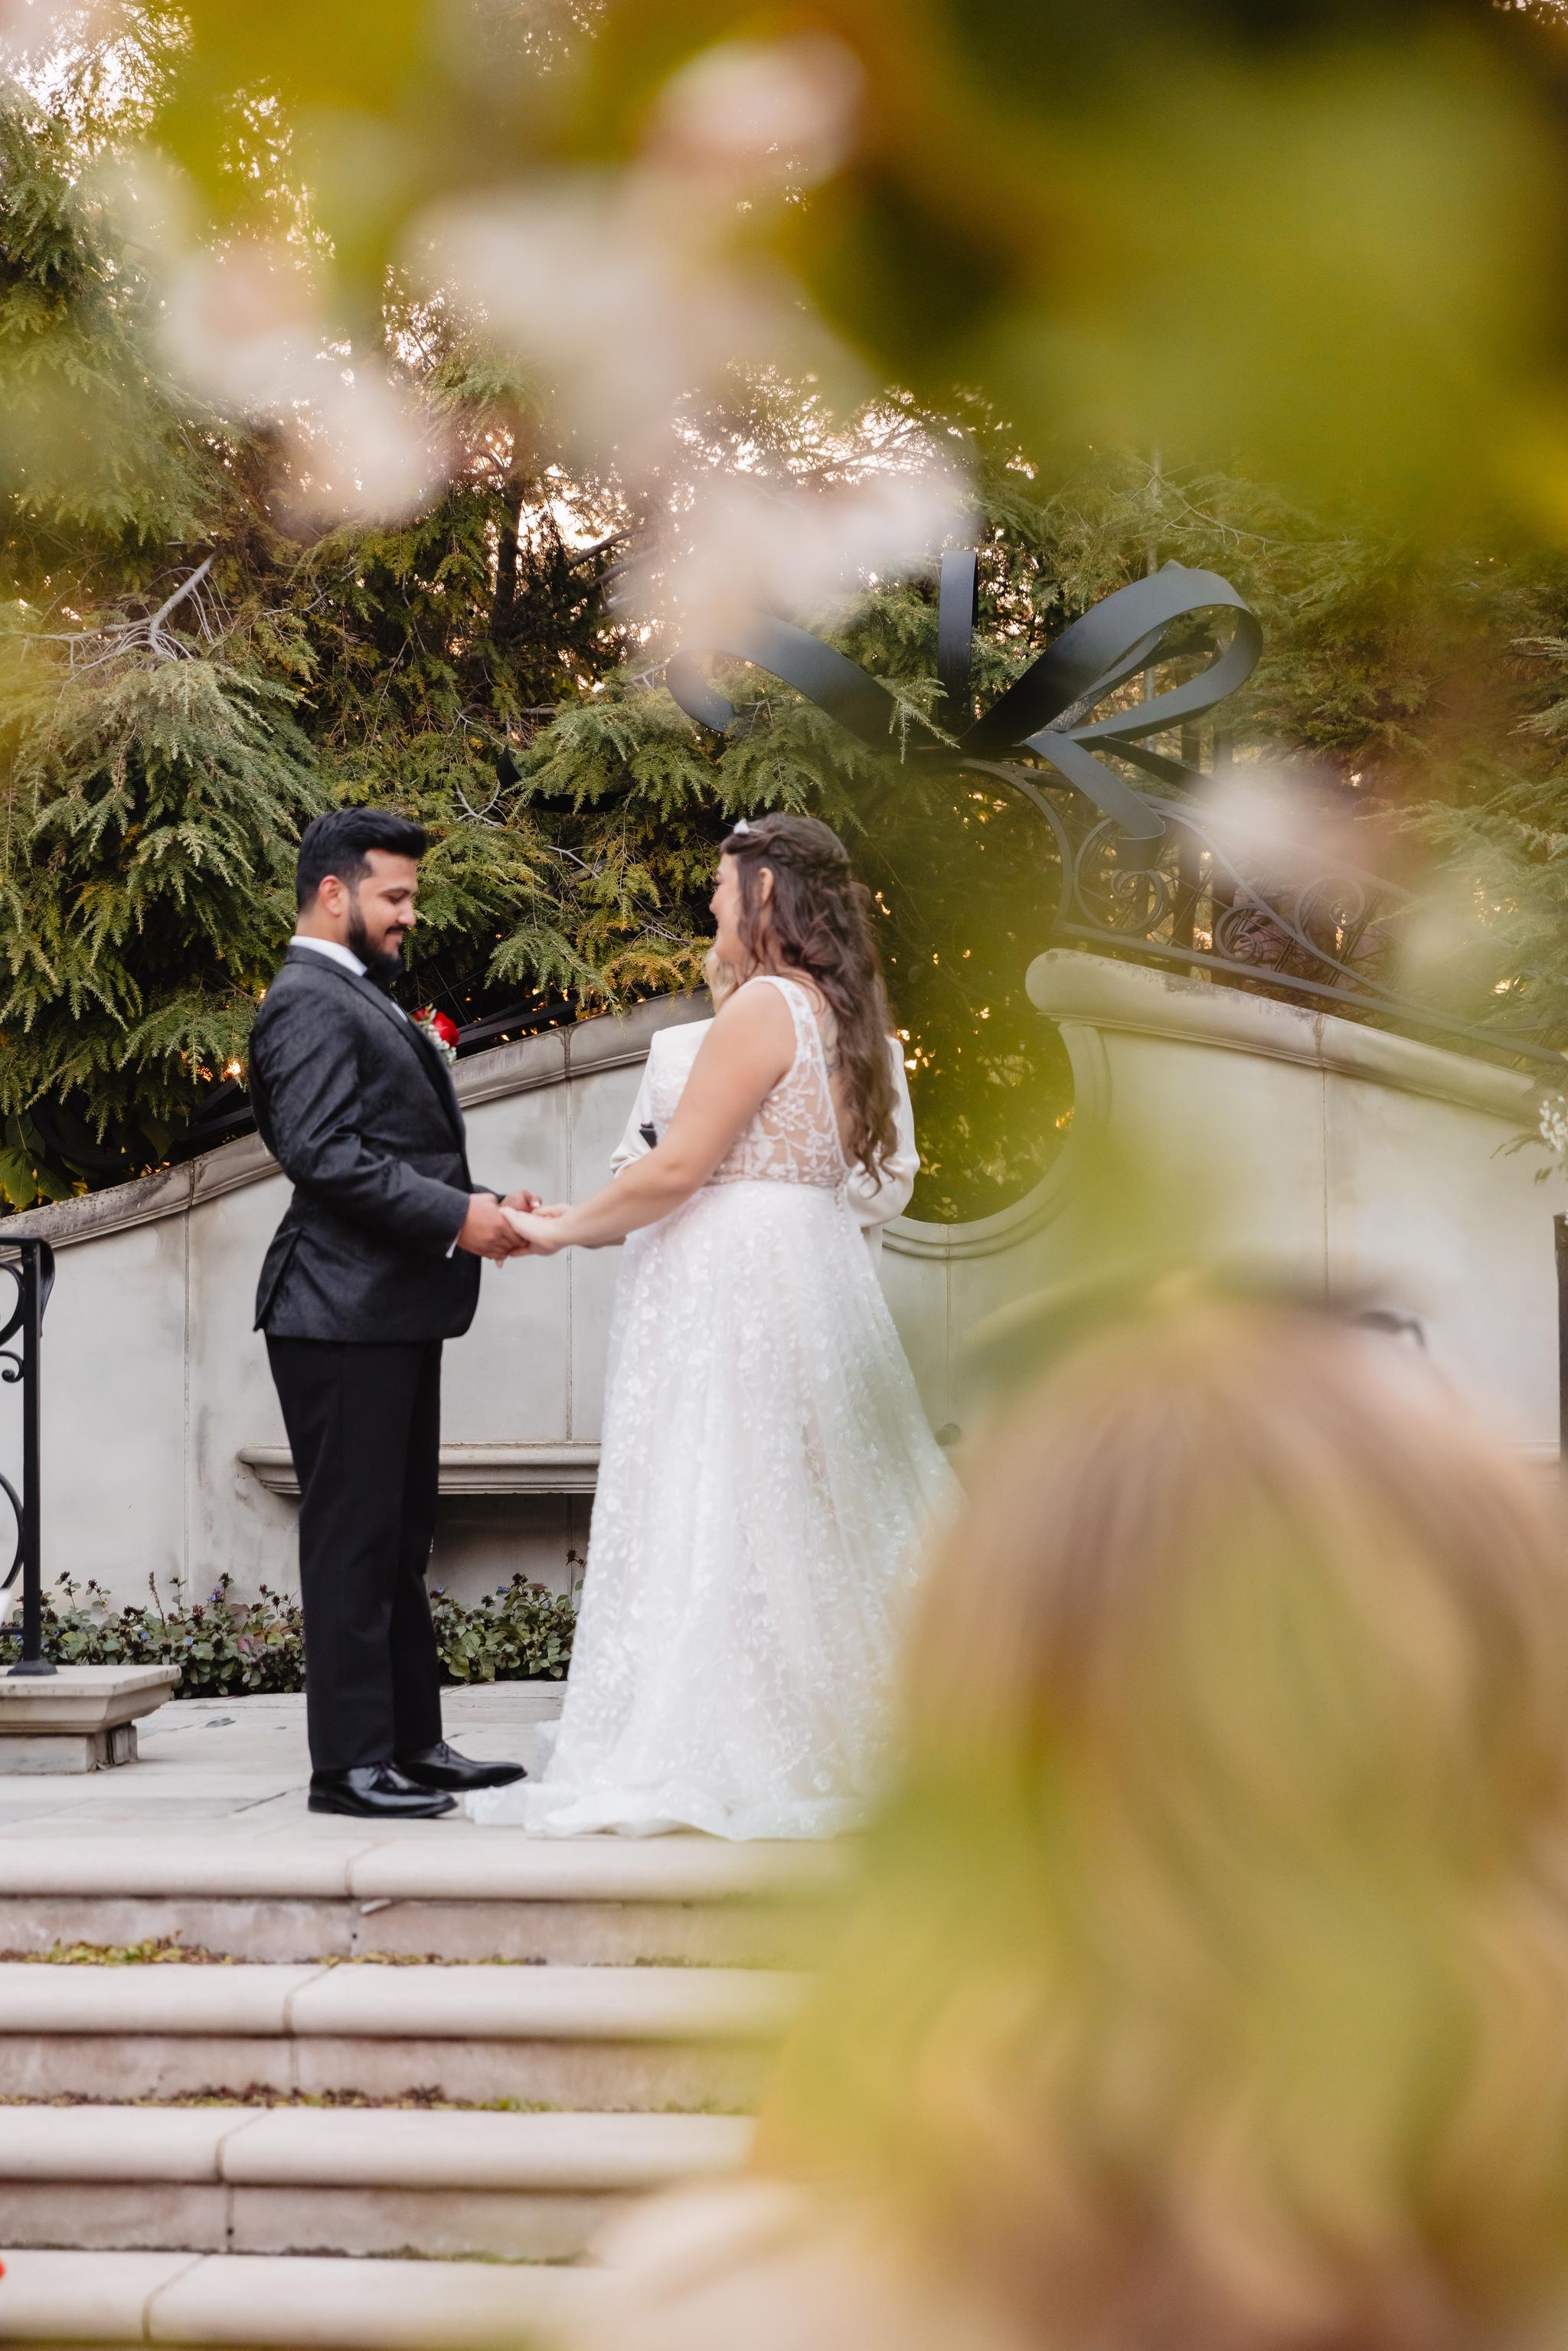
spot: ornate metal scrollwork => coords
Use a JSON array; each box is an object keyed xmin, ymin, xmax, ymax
[
  {"xmin": 1055, "ymin": 795, "xmax": 1564, "ymax": 1069},
  {"xmin": 0, "ymin": 1468, "xmax": 22, "ymax": 1593},
  {"xmin": 0, "ymin": 1242, "xmax": 48, "ymax": 1595},
  {"xmin": 665, "ymin": 551, "xmax": 1564, "ymax": 1073},
  {"xmin": 0, "ymin": 1239, "xmax": 55, "ymax": 1673},
  {"xmin": 666, "ymin": 553, "xmax": 1262, "ymax": 872}
]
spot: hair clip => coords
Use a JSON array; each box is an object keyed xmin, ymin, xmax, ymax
[{"xmin": 730, "ymin": 817, "xmax": 753, "ymax": 834}]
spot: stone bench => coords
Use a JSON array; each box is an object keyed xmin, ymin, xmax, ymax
[
  {"xmin": 0, "ymin": 1663, "xmax": 180, "ymax": 1774},
  {"xmin": 238, "ymin": 1444, "xmax": 600, "ymax": 1496}
]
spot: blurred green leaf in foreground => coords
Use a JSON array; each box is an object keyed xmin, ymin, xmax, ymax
[
  {"xmin": 11, "ymin": 2, "xmax": 1568, "ymax": 1207},
  {"xmin": 122, "ymin": 0, "xmax": 1568, "ymax": 534}
]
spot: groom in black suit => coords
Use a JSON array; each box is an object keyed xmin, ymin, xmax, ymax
[{"xmin": 250, "ymin": 808, "xmax": 533, "ymax": 1819}]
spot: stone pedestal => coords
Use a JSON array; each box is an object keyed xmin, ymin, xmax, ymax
[{"xmin": 0, "ymin": 1664, "xmax": 180, "ymax": 1773}]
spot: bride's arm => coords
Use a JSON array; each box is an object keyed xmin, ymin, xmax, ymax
[{"xmin": 510, "ymin": 985, "xmax": 796, "ymax": 1252}]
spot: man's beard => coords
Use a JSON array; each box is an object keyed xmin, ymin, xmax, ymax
[{"xmin": 345, "ymin": 907, "xmax": 405, "ymax": 992}]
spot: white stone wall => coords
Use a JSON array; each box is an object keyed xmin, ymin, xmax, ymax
[
  {"xmin": 1022, "ymin": 953, "xmax": 1560, "ymax": 1460},
  {"xmin": 887, "ymin": 952, "xmax": 1560, "ymax": 1462},
  {"xmin": 0, "ymin": 998, "xmax": 714, "ymax": 1610},
  {"xmin": 1, "ymin": 958, "xmax": 1559, "ymax": 1614}
]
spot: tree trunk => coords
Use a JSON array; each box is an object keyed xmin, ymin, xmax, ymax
[{"xmin": 492, "ymin": 480, "xmax": 524, "ymax": 642}]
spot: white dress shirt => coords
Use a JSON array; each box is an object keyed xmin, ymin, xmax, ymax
[{"xmin": 288, "ymin": 933, "xmax": 407, "ymax": 1019}]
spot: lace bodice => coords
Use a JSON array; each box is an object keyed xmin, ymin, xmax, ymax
[{"xmin": 648, "ymin": 975, "xmax": 848, "ymax": 1193}]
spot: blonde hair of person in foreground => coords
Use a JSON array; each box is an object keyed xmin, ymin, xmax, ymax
[{"xmin": 571, "ymin": 1289, "xmax": 1568, "ymax": 2351}]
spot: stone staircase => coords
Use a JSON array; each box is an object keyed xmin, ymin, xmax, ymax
[
  {"xmin": 0, "ymin": 1828, "xmax": 831, "ymax": 2349},
  {"xmin": 0, "ymin": 1957, "xmax": 794, "ymax": 2107}
]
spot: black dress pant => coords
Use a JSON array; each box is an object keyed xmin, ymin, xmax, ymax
[{"xmin": 266, "ymin": 1337, "xmax": 445, "ymax": 1774}]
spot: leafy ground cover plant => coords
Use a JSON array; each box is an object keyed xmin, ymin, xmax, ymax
[{"xmin": 0, "ymin": 1569, "xmax": 576, "ymax": 1693}]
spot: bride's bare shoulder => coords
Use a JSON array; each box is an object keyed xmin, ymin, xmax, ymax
[
  {"xmin": 710, "ymin": 978, "xmax": 797, "ymax": 1040},
  {"xmin": 675, "ymin": 981, "xmax": 794, "ymax": 1102}
]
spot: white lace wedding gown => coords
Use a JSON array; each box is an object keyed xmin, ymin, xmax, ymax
[{"xmin": 471, "ymin": 975, "xmax": 958, "ymax": 1840}]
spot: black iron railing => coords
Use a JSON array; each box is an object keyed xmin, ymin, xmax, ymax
[
  {"xmin": 0, "ymin": 1237, "xmax": 54, "ymax": 1677},
  {"xmin": 1021, "ymin": 785, "xmax": 1568, "ymax": 1078}
]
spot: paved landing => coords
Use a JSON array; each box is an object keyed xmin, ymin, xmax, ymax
[{"xmin": 0, "ymin": 1687, "xmax": 564, "ymax": 1840}]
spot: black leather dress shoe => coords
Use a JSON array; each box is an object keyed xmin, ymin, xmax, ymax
[
  {"xmin": 394, "ymin": 1740, "xmax": 528, "ymax": 1792},
  {"xmin": 308, "ymin": 1763, "xmax": 457, "ymax": 1819}
]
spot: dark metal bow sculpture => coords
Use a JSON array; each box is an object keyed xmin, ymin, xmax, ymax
[{"xmin": 665, "ymin": 553, "xmax": 1262, "ymax": 867}]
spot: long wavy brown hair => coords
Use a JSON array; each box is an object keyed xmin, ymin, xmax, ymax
[
  {"xmin": 757, "ymin": 1293, "xmax": 1568, "ymax": 2351},
  {"xmin": 719, "ymin": 814, "xmax": 897, "ymax": 1183}
]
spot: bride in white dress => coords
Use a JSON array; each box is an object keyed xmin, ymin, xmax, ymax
[
  {"xmin": 472, "ymin": 814, "xmax": 958, "ymax": 1840},
  {"xmin": 609, "ymin": 949, "xmax": 923, "ymax": 1257}
]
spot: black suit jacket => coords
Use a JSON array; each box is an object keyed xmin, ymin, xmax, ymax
[{"xmin": 250, "ymin": 947, "xmax": 488, "ymax": 1343}]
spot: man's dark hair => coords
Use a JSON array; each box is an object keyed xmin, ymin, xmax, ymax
[{"xmin": 296, "ymin": 808, "xmax": 427, "ymax": 911}]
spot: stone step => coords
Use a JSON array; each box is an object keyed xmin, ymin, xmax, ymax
[
  {"xmin": 0, "ymin": 2102, "xmax": 751, "ymax": 2261},
  {"xmin": 0, "ymin": 1833, "xmax": 838, "ymax": 1967},
  {"xmin": 0, "ymin": 2249, "xmax": 608, "ymax": 2348},
  {"xmin": 0, "ymin": 1961, "xmax": 800, "ymax": 2108}
]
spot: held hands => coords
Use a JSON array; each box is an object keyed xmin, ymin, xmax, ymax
[
  {"xmin": 456, "ymin": 1190, "xmax": 543, "ymax": 1263},
  {"xmin": 501, "ymin": 1203, "xmax": 572, "ymax": 1257}
]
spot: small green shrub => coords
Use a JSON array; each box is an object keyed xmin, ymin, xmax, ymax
[
  {"xmin": 430, "ymin": 1572, "xmax": 577, "ymax": 1686},
  {"xmin": 0, "ymin": 1569, "xmax": 577, "ymax": 1696}
]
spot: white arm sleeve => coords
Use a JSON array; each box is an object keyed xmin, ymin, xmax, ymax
[
  {"xmin": 609, "ymin": 1059, "xmax": 658, "ymax": 1179},
  {"xmin": 846, "ymin": 1039, "xmax": 920, "ymax": 1233}
]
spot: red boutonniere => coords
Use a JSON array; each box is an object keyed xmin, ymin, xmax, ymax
[{"xmin": 413, "ymin": 1007, "xmax": 460, "ymax": 1066}]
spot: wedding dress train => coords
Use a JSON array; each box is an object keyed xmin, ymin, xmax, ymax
[{"xmin": 470, "ymin": 975, "xmax": 957, "ymax": 1840}]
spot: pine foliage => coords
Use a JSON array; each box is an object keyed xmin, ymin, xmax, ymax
[
  {"xmin": 11, "ymin": 59, "xmax": 1568, "ymax": 1220},
  {"xmin": 0, "ymin": 83, "xmax": 628, "ymax": 1204},
  {"xmin": 0, "ymin": 86, "xmax": 322, "ymax": 1197},
  {"xmin": 498, "ymin": 433, "xmax": 1568, "ymax": 1213}
]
